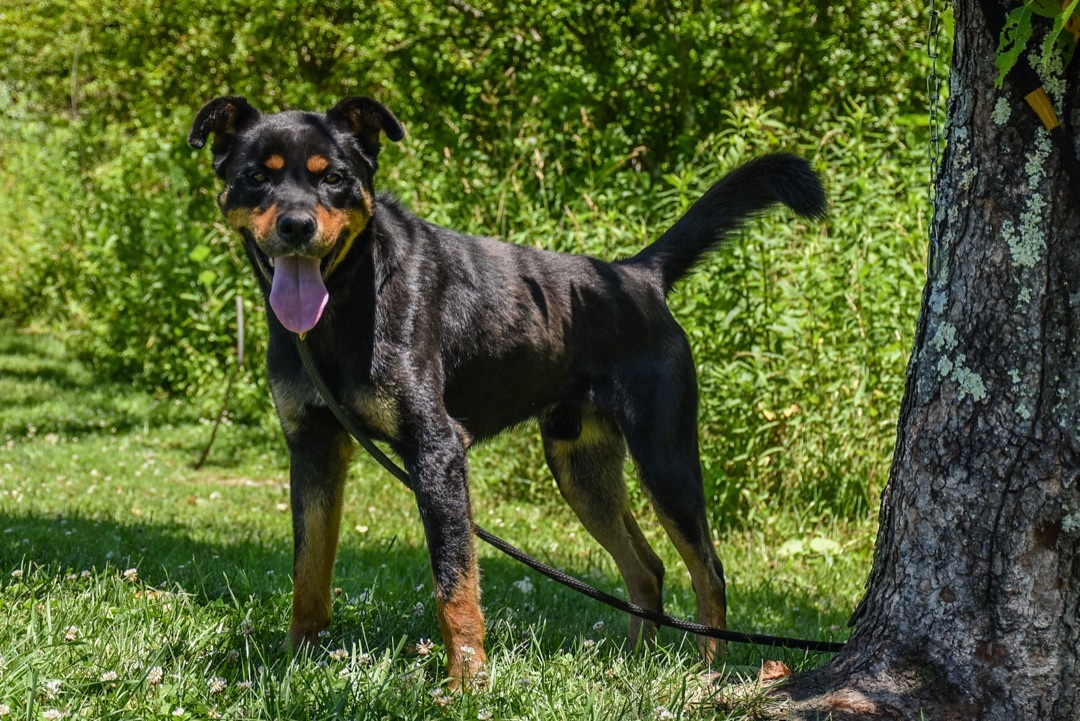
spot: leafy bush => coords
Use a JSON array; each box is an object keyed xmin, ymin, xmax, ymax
[{"xmin": 0, "ymin": 0, "xmax": 934, "ymax": 521}]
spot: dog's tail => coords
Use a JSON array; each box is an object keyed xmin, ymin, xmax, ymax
[{"xmin": 623, "ymin": 154, "xmax": 826, "ymax": 293}]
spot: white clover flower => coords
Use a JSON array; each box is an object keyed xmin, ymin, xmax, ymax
[
  {"xmin": 415, "ymin": 639, "xmax": 435, "ymax": 657},
  {"xmin": 171, "ymin": 707, "xmax": 185, "ymax": 717},
  {"xmin": 122, "ymin": 568, "xmax": 138, "ymax": 583},
  {"xmin": 654, "ymin": 707, "xmax": 675, "ymax": 720},
  {"xmin": 42, "ymin": 710, "xmax": 63, "ymax": 720},
  {"xmin": 100, "ymin": 671, "xmax": 118, "ymax": 682},
  {"xmin": 63, "ymin": 626, "xmax": 78, "ymax": 642},
  {"xmin": 329, "ymin": 648, "xmax": 349, "ymax": 662},
  {"xmin": 512, "ymin": 577, "xmax": 534, "ymax": 594},
  {"xmin": 0, "ymin": 704, "xmax": 9, "ymax": 716},
  {"xmin": 592, "ymin": 620, "xmax": 605, "ymax": 633},
  {"xmin": 208, "ymin": 677, "xmax": 227, "ymax": 694},
  {"xmin": 430, "ymin": 689, "xmax": 452, "ymax": 707},
  {"xmin": 147, "ymin": 666, "xmax": 164, "ymax": 685}
]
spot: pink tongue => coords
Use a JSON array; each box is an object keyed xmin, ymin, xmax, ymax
[{"xmin": 269, "ymin": 256, "xmax": 329, "ymax": 334}]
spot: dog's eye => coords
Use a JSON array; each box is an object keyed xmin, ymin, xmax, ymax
[
  {"xmin": 324, "ymin": 172, "xmax": 344, "ymax": 186},
  {"xmin": 250, "ymin": 171, "xmax": 269, "ymax": 184}
]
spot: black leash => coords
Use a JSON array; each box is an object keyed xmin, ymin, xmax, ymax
[{"xmin": 294, "ymin": 334, "xmax": 845, "ymax": 654}]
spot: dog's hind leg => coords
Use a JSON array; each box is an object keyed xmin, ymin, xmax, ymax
[
  {"xmin": 614, "ymin": 369, "xmax": 728, "ymax": 663},
  {"xmin": 541, "ymin": 405, "xmax": 666, "ymax": 650},
  {"xmin": 284, "ymin": 419, "xmax": 355, "ymax": 649}
]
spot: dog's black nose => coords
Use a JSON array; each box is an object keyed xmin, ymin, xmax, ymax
[{"xmin": 277, "ymin": 214, "xmax": 317, "ymax": 245}]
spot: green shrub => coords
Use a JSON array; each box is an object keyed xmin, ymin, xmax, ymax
[{"xmin": 0, "ymin": 0, "xmax": 934, "ymax": 522}]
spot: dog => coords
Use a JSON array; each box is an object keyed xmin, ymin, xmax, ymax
[{"xmin": 188, "ymin": 95, "xmax": 825, "ymax": 685}]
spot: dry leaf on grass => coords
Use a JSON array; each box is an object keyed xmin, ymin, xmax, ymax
[{"xmin": 758, "ymin": 660, "xmax": 792, "ymax": 683}]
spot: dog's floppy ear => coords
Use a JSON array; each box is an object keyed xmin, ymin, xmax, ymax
[
  {"xmin": 188, "ymin": 96, "xmax": 260, "ymax": 177},
  {"xmin": 326, "ymin": 97, "xmax": 405, "ymax": 159}
]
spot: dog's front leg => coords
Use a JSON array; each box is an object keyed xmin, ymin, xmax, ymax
[
  {"xmin": 284, "ymin": 422, "xmax": 354, "ymax": 649},
  {"xmin": 402, "ymin": 423, "xmax": 485, "ymax": 687}
]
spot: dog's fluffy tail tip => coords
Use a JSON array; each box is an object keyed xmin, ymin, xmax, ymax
[{"xmin": 756, "ymin": 153, "xmax": 828, "ymax": 221}]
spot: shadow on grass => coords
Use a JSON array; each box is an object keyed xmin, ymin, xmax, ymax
[
  {"xmin": 0, "ymin": 361, "xmax": 90, "ymax": 390},
  {"xmin": 0, "ymin": 508, "xmax": 846, "ymax": 668},
  {"xmin": 0, "ymin": 323, "xmax": 272, "ymax": 442},
  {"xmin": 0, "ymin": 328, "xmax": 67, "ymax": 357}
]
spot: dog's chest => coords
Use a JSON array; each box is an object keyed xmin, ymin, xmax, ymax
[
  {"xmin": 346, "ymin": 385, "xmax": 400, "ymax": 440},
  {"xmin": 271, "ymin": 371, "xmax": 400, "ymax": 442}
]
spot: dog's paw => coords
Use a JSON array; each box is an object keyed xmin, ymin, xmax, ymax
[
  {"xmin": 283, "ymin": 624, "xmax": 328, "ymax": 654},
  {"xmin": 446, "ymin": 644, "xmax": 489, "ymax": 692}
]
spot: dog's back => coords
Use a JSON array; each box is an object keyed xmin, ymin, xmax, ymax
[
  {"xmin": 379, "ymin": 154, "xmax": 826, "ymax": 440},
  {"xmin": 369, "ymin": 199, "xmax": 677, "ymax": 439}
]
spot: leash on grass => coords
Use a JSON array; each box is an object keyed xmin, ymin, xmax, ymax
[{"xmin": 294, "ymin": 334, "xmax": 845, "ymax": 654}]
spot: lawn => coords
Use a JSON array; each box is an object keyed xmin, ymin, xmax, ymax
[{"xmin": 0, "ymin": 325, "xmax": 874, "ymax": 719}]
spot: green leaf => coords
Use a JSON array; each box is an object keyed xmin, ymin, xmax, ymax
[
  {"xmin": 188, "ymin": 244, "xmax": 212, "ymax": 263},
  {"xmin": 895, "ymin": 114, "xmax": 931, "ymax": 127},
  {"xmin": 778, "ymin": 539, "xmax": 806, "ymax": 558},
  {"xmin": 1040, "ymin": 0, "xmax": 1080, "ymax": 71},
  {"xmin": 808, "ymin": 537, "xmax": 843, "ymax": 556},
  {"xmin": 197, "ymin": 270, "xmax": 217, "ymax": 287},
  {"xmin": 996, "ymin": 5, "xmax": 1034, "ymax": 88},
  {"xmin": 1029, "ymin": 0, "xmax": 1067, "ymax": 18}
]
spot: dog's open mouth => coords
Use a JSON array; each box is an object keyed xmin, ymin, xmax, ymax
[{"xmin": 268, "ymin": 255, "xmax": 329, "ymax": 334}]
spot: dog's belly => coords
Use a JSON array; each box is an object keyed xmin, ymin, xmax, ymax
[{"xmin": 442, "ymin": 352, "xmax": 576, "ymax": 441}]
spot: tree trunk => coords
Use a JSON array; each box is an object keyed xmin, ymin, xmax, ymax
[{"xmin": 782, "ymin": 2, "xmax": 1080, "ymax": 718}]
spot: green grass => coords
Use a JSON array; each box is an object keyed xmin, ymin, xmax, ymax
[{"xmin": 0, "ymin": 325, "xmax": 874, "ymax": 719}]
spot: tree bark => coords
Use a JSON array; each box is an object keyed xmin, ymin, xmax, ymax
[{"xmin": 781, "ymin": 1, "xmax": 1080, "ymax": 718}]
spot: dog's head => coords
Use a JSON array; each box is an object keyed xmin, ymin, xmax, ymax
[{"xmin": 189, "ymin": 96, "xmax": 404, "ymax": 333}]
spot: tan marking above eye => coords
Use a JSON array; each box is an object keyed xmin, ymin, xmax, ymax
[
  {"xmin": 265, "ymin": 155, "xmax": 285, "ymax": 170},
  {"xmin": 307, "ymin": 155, "xmax": 329, "ymax": 173}
]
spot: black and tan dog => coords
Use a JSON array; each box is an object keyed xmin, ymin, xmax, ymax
[{"xmin": 189, "ymin": 96, "xmax": 825, "ymax": 684}]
